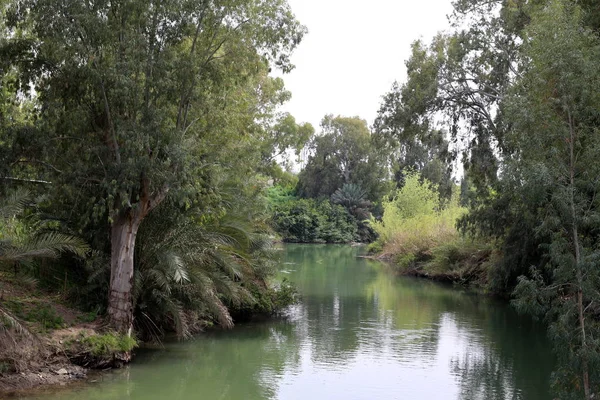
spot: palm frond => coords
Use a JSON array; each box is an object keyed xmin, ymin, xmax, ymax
[
  {"xmin": 0, "ymin": 188, "xmax": 31, "ymax": 219},
  {"xmin": 132, "ymin": 192, "xmax": 278, "ymax": 337},
  {"xmin": 162, "ymin": 252, "xmax": 189, "ymax": 284},
  {"xmin": 0, "ymin": 305, "xmax": 34, "ymax": 342},
  {"xmin": 0, "ymin": 232, "xmax": 89, "ymax": 262}
]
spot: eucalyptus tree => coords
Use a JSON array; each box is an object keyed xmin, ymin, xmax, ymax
[
  {"xmin": 375, "ymin": 0, "xmax": 529, "ymax": 197},
  {"xmin": 2, "ymin": 0, "xmax": 305, "ymax": 335},
  {"xmin": 373, "ymin": 76, "xmax": 453, "ymax": 199},
  {"xmin": 505, "ymin": 1, "xmax": 600, "ymax": 397},
  {"xmin": 259, "ymin": 111, "xmax": 314, "ymax": 173},
  {"xmin": 374, "ymin": 0, "xmax": 600, "ymax": 396}
]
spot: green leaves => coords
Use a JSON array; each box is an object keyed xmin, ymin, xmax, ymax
[
  {"xmin": 297, "ymin": 115, "xmax": 388, "ymax": 201},
  {"xmin": 0, "ymin": 189, "xmax": 89, "ymax": 265},
  {"xmin": 490, "ymin": 1, "xmax": 600, "ymax": 397},
  {"xmin": 2, "ymin": 0, "xmax": 307, "ymax": 228},
  {"xmin": 1, "ymin": 0, "xmax": 308, "ymax": 336},
  {"xmin": 271, "ymin": 197, "xmax": 358, "ymax": 244},
  {"xmin": 0, "ymin": 232, "xmax": 89, "ymax": 262}
]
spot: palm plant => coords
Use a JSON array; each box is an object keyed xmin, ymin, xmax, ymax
[
  {"xmin": 130, "ymin": 202, "xmax": 277, "ymax": 341},
  {"xmin": 0, "ymin": 189, "xmax": 89, "ymax": 265},
  {"xmin": 331, "ymin": 183, "xmax": 372, "ymax": 220}
]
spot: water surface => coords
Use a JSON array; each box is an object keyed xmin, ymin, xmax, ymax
[{"xmin": 20, "ymin": 244, "xmax": 553, "ymax": 400}]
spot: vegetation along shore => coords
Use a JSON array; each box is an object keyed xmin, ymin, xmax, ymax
[{"xmin": 2, "ymin": 0, "xmax": 600, "ymax": 398}]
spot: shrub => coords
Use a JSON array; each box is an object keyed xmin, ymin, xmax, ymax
[
  {"xmin": 26, "ymin": 304, "xmax": 63, "ymax": 331},
  {"xmin": 423, "ymin": 238, "xmax": 494, "ymax": 284},
  {"xmin": 230, "ymin": 278, "xmax": 299, "ymax": 320},
  {"xmin": 270, "ymin": 278, "xmax": 300, "ymax": 311},
  {"xmin": 4, "ymin": 300, "xmax": 63, "ymax": 332},
  {"xmin": 370, "ymin": 172, "xmax": 467, "ymax": 266}
]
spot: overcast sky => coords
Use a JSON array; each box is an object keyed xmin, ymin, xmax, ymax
[{"xmin": 277, "ymin": 0, "xmax": 454, "ymax": 131}]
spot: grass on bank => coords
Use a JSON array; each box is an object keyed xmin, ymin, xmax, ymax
[{"xmin": 79, "ymin": 332, "xmax": 137, "ymax": 357}]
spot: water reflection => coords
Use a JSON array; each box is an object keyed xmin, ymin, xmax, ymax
[{"xmin": 19, "ymin": 244, "xmax": 553, "ymax": 400}]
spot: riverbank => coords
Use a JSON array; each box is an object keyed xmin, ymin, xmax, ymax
[
  {"xmin": 12, "ymin": 244, "xmax": 553, "ymax": 400},
  {"xmin": 0, "ymin": 270, "xmax": 297, "ymax": 396},
  {"xmin": 371, "ymin": 237, "xmax": 498, "ymax": 294},
  {"xmin": 0, "ymin": 275, "xmax": 133, "ymax": 396}
]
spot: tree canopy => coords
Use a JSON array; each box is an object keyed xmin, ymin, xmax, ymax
[
  {"xmin": 1, "ymin": 0, "xmax": 309, "ymax": 336},
  {"xmin": 297, "ymin": 115, "xmax": 388, "ymax": 202}
]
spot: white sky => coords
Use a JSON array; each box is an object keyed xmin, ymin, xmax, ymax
[{"xmin": 278, "ymin": 0, "xmax": 455, "ymax": 131}]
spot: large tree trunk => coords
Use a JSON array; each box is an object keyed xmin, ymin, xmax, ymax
[
  {"xmin": 107, "ymin": 212, "xmax": 142, "ymax": 337},
  {"xmin": 107, "ymin": 181, "xmax": 168, "ymax": 338}
]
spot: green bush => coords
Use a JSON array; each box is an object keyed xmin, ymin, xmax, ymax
[
  {"xmin": 270, "ymin": 278, "xmax": 299, "ymax": 311},
  {"xmin": 265, "ymin": 185, "xmax": 298, "ymax": 207},
  {"xmin": 370, "ymin": 172, "xmax": 467, "ymax": 267},
  {"xmin": 26, "ymin": 304, "xmax": 64, "ymax": 331},
  {"xmin": 4, "ymin": 300, "xmax": 63, "ymax": 331},
  {"xmin": 423, "ymin": 238, "xmax": 494, "ymax": 282},
  {"xmin": 271, "ymin": 197, "xmax": 357, "ymax": 243},
  {"xmin": 231, "ymin": 278, "xmax": 299, "ymax": 319}
]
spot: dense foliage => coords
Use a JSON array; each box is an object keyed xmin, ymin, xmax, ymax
[
  {"xmin": 268, "ymin": 187, "xmax": 358, "ymax": 243},
  {"xmin": 372, "ymin": 0, "xmax": 600, "ymax": 397},
  {"xmin": 370, "ymin": 172, "xmax": 477, "ymax": 270},
  {"xmin": 297, "ymin": 115, "xmax": 389, "ymax": 202},
  {"xmin": 0, "ymin": 0, "xmax": 309, "ymax": 342},
  {"xmin": 267, "ymin": 115, "xmax": 383, "ymax": 244},
  {"xmin": 1, "ymin": 0, "xmax": 599, "ymax": 396}
]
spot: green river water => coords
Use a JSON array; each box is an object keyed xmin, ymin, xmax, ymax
[{"xmin": 19, "ymin": 244, "xmax": 554, "ymax": 400}]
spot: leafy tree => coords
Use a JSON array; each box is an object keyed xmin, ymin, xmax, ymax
[
  {"xmin": 375, "ymin": 0, "xmax": 530, "ymax": 200},
  {"xmin": 375, "ymin": 2, "xmax": 600, "ymax": 396},
  {"xmin": 373, "ymin": 67, "xmax": 453, "ymax": 199},
  {"xmin": 259, "ymin": 111, "xmax": 314, "ymax": 175},
  {"xmin": 297, "ymin": 115, "xmax": 388, "ymax": 202},
  {"xmin": 2, "ymin": 0, "xmax": 306, "ymax": 335},
  {"xmin": 503, "ymin": 2, "xmax": 600, "ymax": 397}
]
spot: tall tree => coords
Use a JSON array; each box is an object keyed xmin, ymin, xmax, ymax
[
  {"xmin": 3, "ymin": 0, "xmax": 305, "ymax": 335},
  {"xmin": 376, "ymin": 0, "xmax": 530, "ymax": 199},
  {"xmin": 505, "ymin": 1, "xmax": 600, "ymax": 397},
  {"xmin": 373, "ymin": 74, "xmax": 454, "ymax": 199},
  {"xmin": 297, "ymin": 115, "xmax": 388, "ymax": 202}
]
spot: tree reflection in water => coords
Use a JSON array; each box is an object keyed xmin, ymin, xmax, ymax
[{"xmin": 20, "ymin": 244, "xmax": 553, "ymax": 400}]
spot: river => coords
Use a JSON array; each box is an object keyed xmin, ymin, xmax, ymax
[{"xmin": 20, "ymin": 244, "xmax": 554, "ymax": 400}]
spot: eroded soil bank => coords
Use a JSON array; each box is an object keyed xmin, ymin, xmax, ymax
[{"xmin": 0, "ymin": 277, "xmax": 130, "ymax": 396}]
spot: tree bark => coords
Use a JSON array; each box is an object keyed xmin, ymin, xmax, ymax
[
  {"xmin": 107, "ymin": 181, "xmax": 168, "ymax": 338},
  {"xmin": 107, "ymin": 212, "xmax": 141, "ymax": 337},
  {"xmin": 568, "ymin": 109, "xmax": 590, "ymax": 400}
]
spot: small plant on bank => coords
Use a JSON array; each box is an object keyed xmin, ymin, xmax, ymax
[
  {"xmin": 26, "ymin": 304, "xmax": 63, "ymax": 332},
  {"xmin": 81, "ymin": 333, "xmax": 137, "ymax": 357},
  {"xmin": 271, "ymin": 278, "xmax": 300, "ymax": 312}
]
